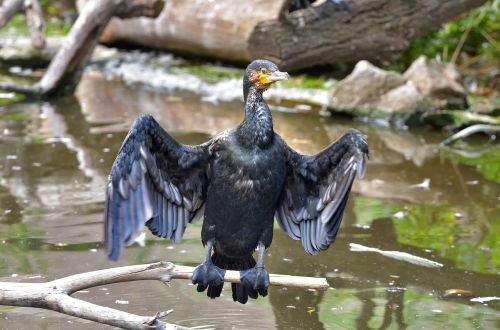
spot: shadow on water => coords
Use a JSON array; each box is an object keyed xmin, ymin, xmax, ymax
[{"xmin": 0, "ymin": 75, "xmax": 499, "ymax": 329}]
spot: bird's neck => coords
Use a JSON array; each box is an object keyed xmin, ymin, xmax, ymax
[{"xmin": 238, "ymin": 86, "xmax": 274, "ymax": 148}]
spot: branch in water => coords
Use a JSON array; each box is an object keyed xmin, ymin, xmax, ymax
[
  {"xmin": 440, "ymin": 124, "xmax": 500, "ymax": 147},
  {"xmin": 0, "ymin": 261, "xmax": 329, "ymax": 329}
]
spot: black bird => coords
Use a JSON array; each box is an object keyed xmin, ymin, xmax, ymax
[{"xmin": 104, "ymin": 59, "xmax": 369, "ymax": 304}]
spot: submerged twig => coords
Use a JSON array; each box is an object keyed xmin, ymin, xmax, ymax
[
  {"xmin": 0, "ymin": 261, "xmax": 329, "ymax": 329},
  {"xmin": 440, "ymin": 124, "xmax": 500, "ymax": 147}
]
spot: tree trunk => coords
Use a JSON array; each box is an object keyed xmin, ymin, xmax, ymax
[
  {"xmin": 250, "ymin": 0, "xmax": 488, "ymax": 70},
  {"xmin": 98, "ymin": 0, "xmax": 286, "ymax": 63},
  {"xmin": 99, "ymin": 0, "xmax": 487, "ymax": 70}
]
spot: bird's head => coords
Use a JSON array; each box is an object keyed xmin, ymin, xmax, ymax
[{"xmin": 244, "ymin": 60, "xmax": 289, "ymax": 93}]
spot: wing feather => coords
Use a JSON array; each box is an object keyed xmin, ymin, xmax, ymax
[
  {"xmin": 276, "ymin": 129, "xmax": 369, "ymax": 255},
  {"xmin": 104, "ymin": 114, "xmax": 211, "ymax": 260}
]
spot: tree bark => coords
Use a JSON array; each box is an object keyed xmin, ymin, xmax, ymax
[
  {"xmin": 0, "ymin": 261, "xmax": 329, "ymax": 329},
  {"xmin": 250, "ymin": 0, "xmax": 488, "ymax": 70},
  {"xmin": 99, "ymin": 0, "xmax": 487, "ymax": 70}
]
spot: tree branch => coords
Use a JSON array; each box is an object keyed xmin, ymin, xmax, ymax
[
  {"xmin": 0, "ymin": 0, "xmax": 164, "ymax": 98},
  {"xmin": 0, "ymin": 261, "xmax": 329, "ymax": 329},
  {"xmin": 23, "ymin": 0, "xmax": 46, "ymax": 49},
  {"xmin": 0, "ymin": 0, "xmax": 23, "ymax": 28}
]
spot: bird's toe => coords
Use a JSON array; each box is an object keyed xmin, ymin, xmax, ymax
[
  {"xmin": 240, "ymin": 267, "xmax": 270, "ymax": 291},
  {"xmin": 192, "ymin": 262, "xmax": 225, "ymax": 288}
]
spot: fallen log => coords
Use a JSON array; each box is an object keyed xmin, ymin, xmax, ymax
[
  {"xmin": 98, "ymin": 0, "xmax": 487, "ymax": 70},
  {"xmin": 0, "ymin": 261, "xmax": 329, "ymax": 329}
]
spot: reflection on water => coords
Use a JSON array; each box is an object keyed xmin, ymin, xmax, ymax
[{"xmin": 0, "ymin": 75, "xmax": 499, "ymax": 329}]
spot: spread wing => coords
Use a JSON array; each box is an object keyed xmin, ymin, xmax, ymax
[
  {"xmin": 276, "ymin": 129, "xmax": 369, "ymax": 255},
  {"xmin": 104, "ymin": 114, "xmax": 211, "ymax": 260}
]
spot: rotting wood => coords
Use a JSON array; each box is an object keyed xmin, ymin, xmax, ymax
[
  {"xmin": 0, "ymin": 261, "xmax": 329, "ymax": 329},
  {"xmin": 98, "ymin": 0, "xmax": 487, "ymax": 70}
]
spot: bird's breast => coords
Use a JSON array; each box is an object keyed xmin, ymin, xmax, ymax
[{"xmin": 211, "ymin": 141, "xmax": 286, "ymax": 198}]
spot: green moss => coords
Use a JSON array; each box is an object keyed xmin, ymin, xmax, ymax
[
  {"xmin": 0, "ymin": 92, "xmax": 26, "ymax": 106},
  {"xmin": 1, "ymin": 13, "xmax": 72, "ymax": 37},
  {"xmin": 177, "ymin": 64, "xmax": 244, "ymax": 83},
  {"xmin": 30, "ymin": 136, "xmax": 46, "ymax": 144},
  {"xmin": 45, "ymin": 19, "xmax": 72, "ymax": 36},
  {"xmin": 279, "ymin": 75, "xmax": 331, "ymax": 90},
  {"xmin": 23, "ymin": 208, "xmax": 49, "ymax": 217},
  {"xmin": 0, "ymin": 110, "xmax": 27, "ymax": 121},
  {"xmin": 1, "ymin": 15, "xmax": 29, "ymax": 34}
]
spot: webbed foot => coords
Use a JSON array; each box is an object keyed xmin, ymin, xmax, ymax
[
  {"xmin": 192, "ymin": 262, "xmax": 225, "ymax": 292},
  {"xmin": 240, "ymin": 266, "xmax": 270, "ymax": 297}
]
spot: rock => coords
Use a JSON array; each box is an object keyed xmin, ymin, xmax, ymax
[
  {"xmin": 329, "ymin": 61, "xmax": 428, "ymax": 120},
  {"xmin": 331, "ymin": 61, "xmax": 406, "ymax": 106},
  {"xmin": 404, "ymin": 55, "xmax": 468, "ymax": 110},
  {"xmin": 378, "ymin": 81, "xmax": 429, "ymax": 115}
]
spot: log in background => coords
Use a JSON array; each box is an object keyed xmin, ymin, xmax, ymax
[{"xmin": 96, "ymin": 0, "xmax": 487, "ymax": 70}]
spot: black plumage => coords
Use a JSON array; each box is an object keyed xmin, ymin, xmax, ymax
[{"xmin": 104, "ymin": 59, "xmax": 369, "ymax": 304}]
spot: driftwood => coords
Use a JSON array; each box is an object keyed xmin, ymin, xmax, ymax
[
  {"xmin": 0, "ymin": 261, "xmax": 329, "ymax": 330},
  {"xmin": 98, "ymin": 0, "xmax": 487, "ymax": 70},
  {"xmin": 0, "ymin": 0, "xmax": 163, "ymax": 98},
  {"xmin": 440, "ymin": 124, "xmax": 500, "ymax": 147},
  {"xmin": 0, "ymin": 0, "xmax": 45, "ymax": 49},
  {"xmin": 38, "ymin": 0, "xmax": 163, "ymax": 97}
]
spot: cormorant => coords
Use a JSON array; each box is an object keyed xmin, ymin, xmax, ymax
[{"xmin": 104, "ymin": 59, "xmax": 369, "ymax": 304}]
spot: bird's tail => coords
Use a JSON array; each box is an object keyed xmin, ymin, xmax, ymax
[{"xmin": 210, "ymin": 252, "xmax": 260, "ymax": 304}]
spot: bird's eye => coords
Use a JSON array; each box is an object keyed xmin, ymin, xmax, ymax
[{"xmin": 261, "ymin": 68, "xmax": 268, "ymax": 74}]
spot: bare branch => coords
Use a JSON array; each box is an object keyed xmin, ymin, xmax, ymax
[
  {"xmin": 0, "ymin": 261, "xmax": 329, "ymax": 329},
  {"xmin": 37, "ymin": 0, "xmax": 164, "ymax": 97},
  {"xmin": 440, "ymin": 124, "xmax": 500, "ymax": 146},
  {"xmin": 0, "ymin": 0, "xmax": 23, "ymax": 28}
]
